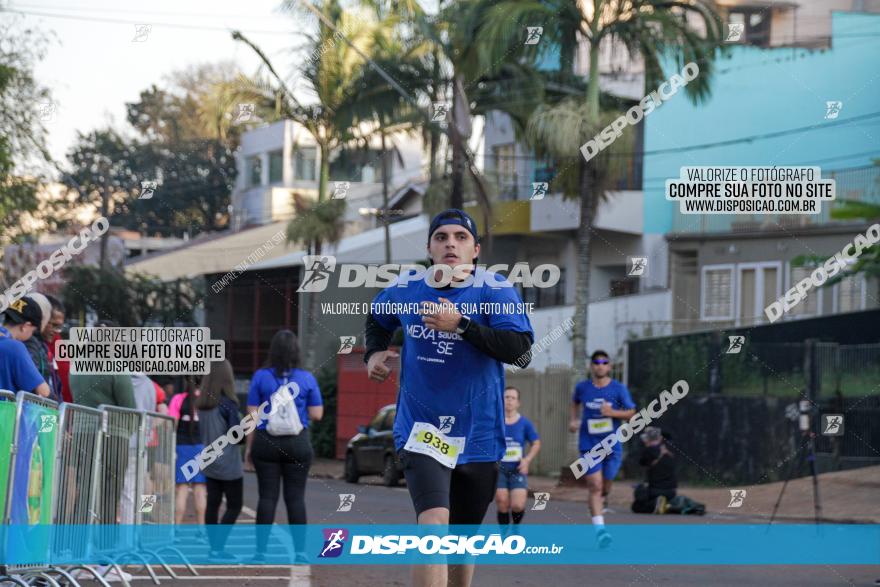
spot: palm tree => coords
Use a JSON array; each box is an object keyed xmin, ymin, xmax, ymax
[
  {"xmin": 355, "ymin": 0, "xmax": 547, "ymax": 226},
  {"xmin": 230, "ymin": 4, "xmax": 382, "ymax": 368},
  {"xmin": 347, "ymin": 18, "xmax": 429, "ymax": 262},
  {"xmin": 472, "ymin": 0, "xmax": 723, "ymax": 369}
]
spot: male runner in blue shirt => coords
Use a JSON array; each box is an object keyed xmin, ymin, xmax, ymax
[
  {"xmin": 570, "ymin": 350, "xmax": 636, "ymax": 548},
  {"xmin": 365, "ymin": 209, "xmax": 534, "ymax": 587}
]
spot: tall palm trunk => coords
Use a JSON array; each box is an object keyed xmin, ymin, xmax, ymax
[
  {"xmin": 380, "ymin": 130, "xmax": 391, "ymax": 264},
  {"xmin": 571, "ymin": 18, "xmax": 603, "ymax": 371},
  {"xmin": 303, "ymin": 143, "xmax": 332, "ymax": 370},
  {"xmin": 429, "ymin": 49, "xmax": 441, "ymax": 183},
  {"xmin": 318, "ymin": 143, "xmax": 330, "ymax": 203},
  {"xmin": 449, "ymin": 71, "xmax": 469, "ymax": 209},
  {"xmin": 303, "ymin": 240, "xmax": 322, "ymax": 369},
  {"xmin": 572, "ymin": 162, "xmax": 598, "ymax": 374},
  {"xmin": 450, "ymin": 126, "xmax": 465, "ymax": 209}
]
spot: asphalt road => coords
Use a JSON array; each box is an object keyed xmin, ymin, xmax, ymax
[{"xmin": 111, "ymin": 472, "xmax": 878, "ymax": 587}]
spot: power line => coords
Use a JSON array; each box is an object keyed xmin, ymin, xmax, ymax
[
  {"xmin": 473, "ymin": 112, "xmax": 880, "ymax": 160},
  {"xmin": 11, "ymin": 2, "xmax": 291, "ymax": 21},
  {"xmin": 714, "ymin": 37, "xmax": 880, "ymax": 74},
  {"xmin": 4, "ymin": 7, "xmax": 305, "ymax": 36},
  {"xmin": 606, "ymin": 111, "xmax": 880, "ymax": 158}
]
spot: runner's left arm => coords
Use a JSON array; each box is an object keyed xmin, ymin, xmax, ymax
[
  {"xmin": 465, "ymin": 284, "xmax": 535, "ymax": 365},
  {"xmin": 460, "ymin": 323, "xmax": 533, "ymax": 365},
  {"xmin": 523, "ymin": 438, "xmax": 541, "ymax": 463},
  {"xmin": 306, "ymin": 372, "xmax": 324, "ymax": 421},
  {"xmin": 609, "ymin": 385, "xmax": 637, "ymax": 420},
  {"xmin": 524, "ymin": 420, "xmax": 541, "ymax": 462}
]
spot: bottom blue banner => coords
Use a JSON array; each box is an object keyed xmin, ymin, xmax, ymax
[{"xmin": 1, "ymin": 524, "xmax": 878, "ymax": 565}]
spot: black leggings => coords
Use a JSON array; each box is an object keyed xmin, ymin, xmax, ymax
[
  {"xmin": 252, "ymin": 430, "xmax": 313, "ymax": 552},
  {"xmin": 205, "ymin": 477, "xmax": 243, "ymax": 551}
]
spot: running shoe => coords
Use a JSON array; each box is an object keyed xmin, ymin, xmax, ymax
[
  {"xmin": 596, "ymin": 528, "xmax": 613, "ymax": 550},
  {"xmin": 654, "ymin": 495, "xmax": 668, "ymax": 515}
]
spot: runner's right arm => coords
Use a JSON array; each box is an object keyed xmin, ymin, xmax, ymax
[
  {"xmin": 364, "ymin": 288, "xmax": 402, "ymax": 381},
  {"xmin": 364, "ymin": 314, "xmax": 400, "ymax": 382},
  {"xmin": 569, "ymin": 398, "xmax": 581, "ymax": 433},
  {"xmin": 364, "ymin": 313, "xmax": 394, "ymax": 365}
]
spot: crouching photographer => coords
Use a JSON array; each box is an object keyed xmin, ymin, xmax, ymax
[{"xmin": 631, "ymin": 427, "xmax": 677, "ymax": 514}]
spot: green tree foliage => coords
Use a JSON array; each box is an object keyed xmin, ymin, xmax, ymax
[
  {"xmin": 792, "ymin": 196, "xmax": 880, "ymax": 283},
  {"xmin": 0, "ymin": 16, "xmax": 53, "ymax": 245},
  {"xmin": 62, "ymin": 265, "xmax": 203, "ymax": 327},
  {"xmin": 469, "ymin": 0, "xmax": 723, "ymax": 367},
  {"xmin": 63, "ymin": 64, "xmax": 241, "ymax": 240}
]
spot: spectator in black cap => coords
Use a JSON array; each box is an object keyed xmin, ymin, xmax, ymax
[{"xmin": 0, "ymin": 296, "xmax": 51, "ymax": 397}]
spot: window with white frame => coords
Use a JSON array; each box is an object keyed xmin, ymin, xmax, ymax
[
  {"xmin": 737, "ymin": 262, "xmax": 781, "ymax": 325},
  {"xmin": 836, "ymin": 274, "xmax": 865, "ymax": 313},
  {"xmin": 701, "ymin": 265, "xmax": 734, "ymax": 320},
  {"xmin": 246, "ymin": 155, "xmax": 262, "ymax": 187},
  {"xmin": 294, "ymin": 147, "xmax": 317, "ymax": 181},
  {"xmin": 788, "ymin": 265, "xmax": 820, "ymax": 317},
  {"xmin": 268, "ymin": 150, "xmax": 283, "ymax": 183}
]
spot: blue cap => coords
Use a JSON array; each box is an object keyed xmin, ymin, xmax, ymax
[{"xmin": 428, "ymin": 209, "xmax": 479, "ymax": 243}]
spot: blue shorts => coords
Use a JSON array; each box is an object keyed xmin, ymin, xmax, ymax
[
  {"xmin": 175, "ymin": 443, "xmax": 207, "ymax": 484},
  {"xmin": 581, "ymin": 449, "xmax": 623, "ymax": 479},
  {"xmin": 497, "ymin": 462, "xmax": 528, "ymax": 490}
]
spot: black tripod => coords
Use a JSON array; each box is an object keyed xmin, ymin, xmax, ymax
[{"xmin": 768, "ymin": 414, "xmax": 822, "ymax": 525}]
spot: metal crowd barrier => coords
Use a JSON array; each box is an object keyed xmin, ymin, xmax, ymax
[
  {"xmin": 0, "ymin": 393, "xmax": 194, "ymax": 586},
  {"xmin": 139, "ymin": 411, "xmax": 196, "ymax": 580},
  {"xmin": 50, "ymin": 402, "xmax": 111, "ymax": 586},
  {"xmin": 94, "ymin": 405, "xmax": 152, "ymax": 585},
  {"xmin": 94, "ymin": 406, "xmax": 195, "ymax": 585},
  {"xmin": 0, "ymin": 391, "xmax": 80, "ymax": 587}
]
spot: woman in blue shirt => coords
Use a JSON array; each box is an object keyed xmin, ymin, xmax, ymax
[
  {"xmin": 245, "ymin": 329, "xmax": 323, "ymax": 563},
  {"xmin": 495, "ymin": 386, "xmax": 541, "ymax": 526}
]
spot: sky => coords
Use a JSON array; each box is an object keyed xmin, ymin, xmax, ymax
[{"xmin": 4, "ymin": 0, "xmax": 311, "ymax": 167}]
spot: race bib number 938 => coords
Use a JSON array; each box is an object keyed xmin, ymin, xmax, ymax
[{"xmin": 404, "ymin": 422, "xmax": 465, "ymax": 468}]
